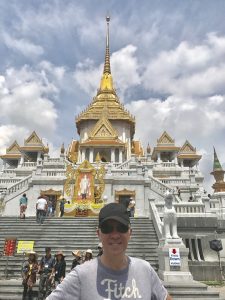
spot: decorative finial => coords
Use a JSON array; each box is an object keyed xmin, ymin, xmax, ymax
[
  {"xmin": 147, "ymin": 143, "xmax": 151, "ymax": 154},
  {"xmin": 45, "ymin": 143, "xmax": 49, "ymax": 154},
  {"xmin": 104, "ymin": 15, "xmax": 111, "ymax": 74},
  {"xmin": 61, "ymin": 143, "xmax": 65, "ymax": 154}
]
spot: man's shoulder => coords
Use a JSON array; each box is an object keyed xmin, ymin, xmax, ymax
[{"xmin": 129, "ymin": 256, "xmax": 154, "ymax": 270}]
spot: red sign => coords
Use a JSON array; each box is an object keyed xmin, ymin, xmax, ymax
[{"xmin": 3, "ymin": 238, "xmax": 17, "ymax": 256}]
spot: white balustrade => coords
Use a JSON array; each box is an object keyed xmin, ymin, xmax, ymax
[
  {"xmin": 115, "ymin": 158, "xmax": 132, "ymax": 169},
  {"xmin": 160, "ymin": 178, "xmax": 190, "ymax": 185},
  {"xmin": 6, "ymin": 175, "xmax": 32, "ymax": 196},
  {"xmin": 156, "ymin": 202, "xmax": 206, "ymax": 214},
  {"xmin": 21, "ymin": 162, "xmax": 37, "ymax": 168},
  {"xmin": 0, "ymin": 178, "xmax": 21, "ymax": 185},
  {"xmin": 149, "ymin": 176, "xmax": 172, "ymax": 196},
  {"xmin": 44, "ymin": 171, "xmax": 66, "ymax": 176}
]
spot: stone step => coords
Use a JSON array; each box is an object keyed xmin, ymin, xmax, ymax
[{"xmin": 165, "ymin": 282, "xmax": 225, "ymax": 300}]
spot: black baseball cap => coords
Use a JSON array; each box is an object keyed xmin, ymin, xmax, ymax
[{"xmin": 99, "ymin": 203, "xmax": 130, "ymax": 227}]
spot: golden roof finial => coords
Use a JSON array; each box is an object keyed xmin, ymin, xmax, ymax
[
  {"xmin": 104, "ymin": 15, "xmax": 111, "ymax": 74},
  {"xmin": 100, "ymin": 16, "xmax": 114, "ymax": 91}
]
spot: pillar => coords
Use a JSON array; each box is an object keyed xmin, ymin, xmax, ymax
[
  {"xmin": 90, "ymin": 148, "xmax": 94, "ymax": 163},
  {"xmin": 119, "ymin": 149, "xmax": 123, "ymax": 163},
  {"xmin": 111, "ymin": 148, "xmax": 115, "ymax": 163}
]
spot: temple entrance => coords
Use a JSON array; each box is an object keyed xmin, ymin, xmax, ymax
[
  {"xmin": 115, "ymin": 188, "xmax": 135, "ymax": 209},
  {"xmin": 40, "ymin": 189, "xmax": 62, "ymax": 217},
  {"xmin": 119, "ymin": 195, "xmax": 131, "ymax": 208}
]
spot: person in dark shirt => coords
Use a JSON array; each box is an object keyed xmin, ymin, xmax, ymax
[
  {"xmin": 38, "ymin": 247, "xmax": 55, "ymax": 299},
  {"xmin": 71, "ymin": 250, "xmax": 82, "ymax": 270},
  {"xmin": 51, "ymin": 251, "xmax": 66, "ymax": 287}
]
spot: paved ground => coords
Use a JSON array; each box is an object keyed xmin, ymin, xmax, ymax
[{"xmin": 208, "ymin": 285, "xmax": 225, "ymax": 298}]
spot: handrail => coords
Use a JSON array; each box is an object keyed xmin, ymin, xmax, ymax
[
  {"xmin": 115, "ymin": 158, "xmax": 132, "ymax": 169},
  {"xmin": 149, "ymin": 198, "xmax": 163, "ymax": 239},
  {"xmin": 149, "ymin": 175, "xmax": 173, "ymax": 197},
  {"xmin": 5, "ymin": 175, "xmax": 32, "ymax": 199}
]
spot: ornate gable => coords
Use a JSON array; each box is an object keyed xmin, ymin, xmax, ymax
[
  {"xmin": 24, "ymin": 131, "xmax": 43, "ymax": 146},
  {"xmin": 6, "ymin": 141, "xmax": 21, "ymax": 154},
  {"xmin": 89, "ymin": 115, "xmax": 118, "ymax": 140},
  {"xmin": 179, "ymin": 140, "xmax": 196, "ymax": 154},
  {"xmin": 157, "ymin": 131, "xmax": 175, "ymax": 146}
]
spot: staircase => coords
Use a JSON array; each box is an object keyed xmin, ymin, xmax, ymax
[
  {"xmin": 0, "ymin": 216, "xmax": 158, "ymax": 299},
  {"xmin": 0, "ymin": 216, "xmax": 224, "ymax": 300}
]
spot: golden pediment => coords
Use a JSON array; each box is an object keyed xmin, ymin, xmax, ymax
[
  {"xmin": 157, "ymin": 131, "xmax": 175, "ymax": 146},
  {"xmin": 180, "ymin": 140, "xmax": 196, "ymax": 154},
  {"xmin": 24, "ymin": 131, "xmax": 43, "ymax": 146},
  {"xmin": 40, "ymin": 189, "xmax": 62, "ymax": 196},
  {"xmin": 6, "ymin": 141, "xmax": 21, "ymax": 154},
  {"xmin": 89, "ymin": 115, "xmax": 118, "ymax": 140},
  {"xmin": 115, "ymin": 189, "xmax": 136, "ymax": 197}
]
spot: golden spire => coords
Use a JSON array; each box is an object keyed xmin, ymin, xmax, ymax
[
  {"xmin": 104, "ymin": 16, "xmax": 111, "ymax": 74},
  {"xmin": 100, "ymin": 16, "xmax": 114, "ymax": 91}
]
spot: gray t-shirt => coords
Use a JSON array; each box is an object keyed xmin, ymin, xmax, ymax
[{"xmin": 47, "ymin": 256, "xmax": 167, "ymax": 300}]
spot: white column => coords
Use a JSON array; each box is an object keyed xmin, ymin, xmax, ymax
[
  {"xmin": 195, "ymin": 238, "xmax": 201, "ymax": 261},
  {"xmin": 119, "ymin": 149, "xmax": 123, "ymax": 163},
  {"xmin": 111, "ymin": 148, "xmax": 115, "ymax": 163},
  {"xmin": 37, "ymin": 151, "xmax": 41, "ymax": 161},
  {"xmin": 3, "ymin": 161, "xmax": 6, "ymax": 170},
  {"xmin": 81, "ymin": 149, "xmax": 85, "ymax": 162},
  {"xmin": 174, "ymin": 155, "xmax": 178, "ymax": 164},
  {"xmin": 90, "ymin": 148, "xmax": 94, "ymax": 163},
  {"xmin": 157, "ymin": 152, "xmax": 161, "ymax": 162},
  {"xmin": 19, "ymin": 153, "xmax": 24, "ymax": 166},
  {"xmin": 189, "ymin": 238, "xmax": 195, "ymax": 261}
]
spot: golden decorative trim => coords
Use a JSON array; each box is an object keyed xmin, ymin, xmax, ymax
[
  {"xmin": 157, "ymin": 131, "xmax": 175, "ymax": 146},
  {"xmin": 115, "ymin": 189, "xmax": 135, "ymax": 202},
  {"xmin": 40, "ymin": 189, "xmax": 62, "ymax": 196},
  {"xmin": 88, "ymin": 115, "xmax": 118, "ymax": 140}
]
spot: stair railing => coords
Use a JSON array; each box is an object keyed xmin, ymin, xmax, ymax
[
  {"xmin": 4, "ymin": 175, "xmax": 32, "ymax": 200},
  {"xmin": 149, "ymin": 198, "xmax": 163, "ymax": 239},
  {"xmin": 149, "ymin": 175, "xmax": 173, "ymax": 197}
]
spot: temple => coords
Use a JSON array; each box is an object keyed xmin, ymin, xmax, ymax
[{"xmin": 1, "ymin": 16, "xmax": 225, "ymax": 282}]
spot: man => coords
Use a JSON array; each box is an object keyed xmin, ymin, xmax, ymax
[
  {"xmin": 36, "ymin": 195, "xmax": 48, "ymax": 224},
  {"xmin": 47, "ymin": 203, "xmax": 172, "ymax": 299},
  {"xmin": 38, "ymin": 247, "xmax": 55, "ymax": 300},
  {"xmin": 19, "ymin": 193, "xmax": 28, "ymax": 219},
  {"xmin": 59, "ymin": 196, "xmax": 66, "ymax": 217}
]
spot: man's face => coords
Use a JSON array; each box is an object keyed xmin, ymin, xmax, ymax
[
  {"xmin": 45, "ymin": 249, "xmax": 51, "ymax": 257},
  {"xmin": 97, "ymin": 219, "xmax": 131, "ymax": 257}
]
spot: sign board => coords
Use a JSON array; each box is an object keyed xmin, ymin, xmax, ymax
[
  {"xmin": 3, "ymin": 238, "xmax": 17, "ymax": 256},
  {"xmin": 169, "ymin": 248, "xmax": 181, "ymax": 266},
  {"xmin": 17, "ymin": 241, "xmax": 34, "ymax": 254}
]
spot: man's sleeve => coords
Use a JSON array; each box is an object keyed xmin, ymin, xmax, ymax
[
  {"xmin": 150, "ymin": 268, "xmax": 168, "ymax": 300},
  {"xmin": 46, "ymin": 268, "xmax": 81, "ymax": 299}
]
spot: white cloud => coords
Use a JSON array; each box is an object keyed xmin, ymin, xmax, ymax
[
  {"xmin": 0, "ymin": 65, "xmax": 59, "ymax": 154},
  {"xmin": 0, "ymin": 125, "xmax": 28, "ymax": 154},
  {"xmin": 3, "ymin": 32, "xmax": 44, "ymax": 58},
  {"xmin": 142, "ymin": 33, "xmax": 225, "ymax": 97}
]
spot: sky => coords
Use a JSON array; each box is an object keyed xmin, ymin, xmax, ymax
[{"xmin": 0, "ymin": 0, "xmax": 225, "ymax": 191}]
